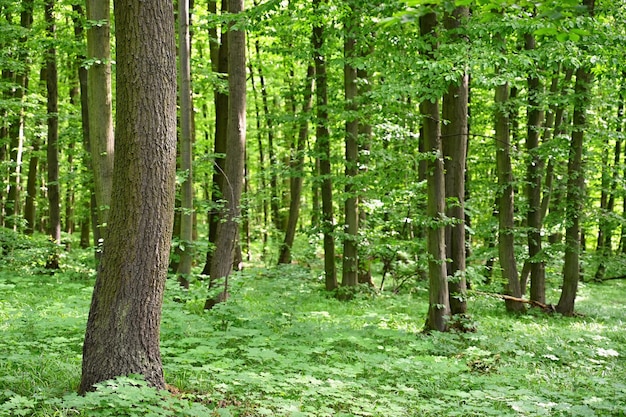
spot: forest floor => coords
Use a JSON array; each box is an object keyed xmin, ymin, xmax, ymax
[{"xmin": 1, "ymin": 236, "xmax": 626, "ymax": 416}]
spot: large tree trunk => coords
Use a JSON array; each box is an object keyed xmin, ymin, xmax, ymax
[
  {"xmin": 279, "ymin": 65, "xmax": 315, "ymax": 264},
  {"xmin": 86, "ymin": 0, "xmax": 114, "ymax": 239},
  {"xmin": 176, "ymin": 0, "xmax": 195, "ymax": 288},
  {"xmin": 313, "ymin": 0, "xmax": 337, "ymax": 291},
  {"xmin": 205, "ymin": 0, "xmax": 246, "ymax": 308},
  {"xmin": 80, "ymin": 0, "xmax": 177, "ymax": 392},
  {"xmin": 421, "ymin": 10, "xmax": 450, "ymax": 332},
  {"xmin": 342, "ymin": 3, "xmax": 359, "ymax": 290},
  {"xmin": 202, "ymin": 0, "xmax": 229, "ymax": 276},
  {"xmin": 442, "ymin": 5, "xmax": 469, "ymax": 315},
  {"xmin": 495, "ymin": 80, "xmax": 525, "ymax": 313},
  {"xmin": 524, "ymin": 33, "xmax": 546, "ymax": 304},
  {"xmin": 45, "ymin": 0, "xmax": 60, "ymax": 269}
]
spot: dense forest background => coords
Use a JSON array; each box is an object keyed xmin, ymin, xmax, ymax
[{"xmin": 1, "ymin": 0, "xmax": 626, "ymax": 414}]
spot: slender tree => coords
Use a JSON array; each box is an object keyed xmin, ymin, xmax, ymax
[
  {"xmin": 313, "ymin": 0, "xmax": 337, "ymax": 291},
  {"xmin": 442, "ymin": 5, "xmax": 469, "ymax": 315},
  {"xmin": 278, "ymin": 65, "xmax": 315, "ymax": 264},
  {"xmin": 421, "ymin": 8, "xmax": 450, "ymax": 332},
  {"xmin": 524, "ymin": 32, "xmax": 546, "ymax": 303},
  {"xmin": 205, "ymin": 0, "xmax": 246, "ymax": 308},
  {"xmin": 176, "ymin": 0, "xmax": 195, "ymax": 288},
  {"xmin": 45, "ymin": 0, "xmax": 61, "ymax": 268},
  {"xmin": 342, "ymin": 0, "xmax": 359, "ymax": 290},
  {"xmin": 201, "ymin": 0, "xmax": 229, "ymax": 276},
  {"xmin": 80, "ymin": 0, "xmax": 177, "ymax": 392},
  {"xmin": 86, "ymin": 0, "xmax": 114, "ymax": 248}
]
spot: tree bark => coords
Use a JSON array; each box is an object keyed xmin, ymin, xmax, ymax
[
  {"xmin": 202, "ymin": 0, "xmax": 229, "ymax": 276},
  {"xmin": 279, "ymin": 65, "xmax": 315, "ymax": 264},
  {"xmin": 86, "ymin": 0, "xmax": 114, "ymax": 239},
  {"xmin": 80, "ymin": 0, "xmax": 177, "ymax": 392},
  {"xmin": 557, "ymin": 66, "xmax": 593, "ymax": 315},
  {"xmin": 524, "ymin": 33, "xmax": 546, "ymax": 304},
  {"xmin": 556, "ymin": 0, "xmax": 595, "ymax": 315},
  {"xmin": 205, "ymin": 0, "xmax": 246, "ymax": 308},
  {"xmin": 421, "ymin": 9, "xmax": 450, "ymax": 332},
  {"xmin": 176, "ymin": 0, "xmax": 195, "ymax": 288},
  {"xmin": 495, "ymin": 79, "xmax": 525, "ymax": 313},
  {"xmin": 442, "ymin": 5, "xmax": 469, "ymax": 315},
  {"xmin": 313, "ymin": 0, "xmax": 337, "ymax": 291},
  {"xmin": 45, "ymin": 0, "xmax": 60, "ymax": 268},
  {"xmin": 342, "ymin": 3, "xmax": 359, "ymax": 290}
]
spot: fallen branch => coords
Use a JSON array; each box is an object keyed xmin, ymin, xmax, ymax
[
  {"xmin": 473, "ymin": 290, "xmax": 555, "ymax": 312},
  {"xmin": 599, "ymin": 275, "xmax": 626, "ymax": 281}
]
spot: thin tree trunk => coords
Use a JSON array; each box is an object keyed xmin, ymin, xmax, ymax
[
  {"xmin": 495, "ymin": 79, "xmax": 525, "ymax": 313},
  {"xmin": 524, "ymin": 33, "xmax": 546, "ymax": 304},
  {"xmin": 313, "ymin": 0, "xmax": 337, "ymax": 291},
  {"xmin": 80, "ymin": 0, "xmax": 177, "ymax": 392},
  {"xmin": 176, "ymin": 0, "xmax": 195, "ymax": 288},
  {"xmin": 421, "ymin": 9, "xmax": 450, "ymax": 332},
  {"xmin": 202, "ymin": 0, "xmax": 229, "ymax": 276},
  {"xmin": 45, "ymin": 0, "xmax": 60, "ymax": 269},
  {"xmin": 557, "ymin": 0, "xmax": 595, "ymax": 315},
  {"xmin": 279, "ymin": 65, "xmax": 315, "ymax": 264},
  {"xmin": 342, "ymin": 3, "xmax": 359, "ymax": 290},
  {"xmin": 442, "ymin": 5, "xmax": 469, "ymax": 315},
  {"xmin": 254, "ymin": 40, "xmax": 281, "ymax": 233},
  {"xmin": 557, "ymin": 67, "xmax": 592, "ymax": 315},
  {"xmin": 205, "ymin": 0, "xmax": 246, "ymax": 308},
  {"xmin": 86, "ymin": 0, "xmax": 114, "ymax": 241}
]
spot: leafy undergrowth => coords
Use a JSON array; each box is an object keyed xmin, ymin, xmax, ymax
[{"xmin": 1, "ymin": 252, "xmax": 625, "ymax": 416}]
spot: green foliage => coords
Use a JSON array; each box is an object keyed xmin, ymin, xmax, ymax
[{"xmin": 3, "ymin": 245, "xmax": 626, "ymax": 416}]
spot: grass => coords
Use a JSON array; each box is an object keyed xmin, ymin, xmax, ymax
[{"xmin": 1, "ymin": 241, "xmax": 626, "ymax": 416}]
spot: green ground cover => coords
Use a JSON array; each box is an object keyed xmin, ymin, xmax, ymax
[{"xmin": 0, "ymin": 244, "xmax": 625, "ymax": 416}]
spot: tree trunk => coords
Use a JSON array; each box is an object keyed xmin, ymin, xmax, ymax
[
  {"xmin": 342, "ymin": 3, "xmax": 359, "ymax": 290},
  {"xmin": 176, "ymin": 0, "xmax": 195, "ymax": 288},
  {"xmin": 595, "ymin": 100, "xmax": 622, "ymax": 280},
  {"xmin": 205, "ymin": 0, "xmax": 246, "ymax": 308},
  {"xmin": 313, "ymin": 0, "xmax": 337, "ymax": 291},
  {"xmin": 495, "ymin": 79, "xmax": 525, "ymax": 313},
  {"xmin": 254, "ymin": 40, "xmax": 281, "ymax": 233},
  {"xmin": 202, "ymin": 0, "xmax": 229, "ymax": 276},
  {"xmin": 557, "ymin": 66, "xmax": 593, "ymax": 315},
  {"xmin": 279, "ymin": 65, "xmax": 315, "ymax": 264},
  {"xmin": 80, "ymin": 0, "xmax": 177, "ymax": 392},
  {"xmin": 421, "ymin": 9, "xmax": 450, "ymax": 332},
  {"xmin": 556, "ymin": 0, "xmax": 595, "ymax": 314},
  {"xmin": 86, "ymin": 0, "xmax": 115, "ymax": 238},
  {"xmin": 442, "ymin": 5, "xmax": 469, "ymax": 315},
  {"xmin": 524, "ymin": 33, "xmax": 546, "ymax": 304},
  {"xmin": 45, "ymin": 0, "xmax": 60, "ymax": 269}
]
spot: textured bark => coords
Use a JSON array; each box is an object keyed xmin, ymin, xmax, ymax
[
  {"xmin": 524, "ymin": 33, "xmax": 546, "ymax": 304},
  {"xmin": 557, "ymin": 66, "xmax": 592, "ymax": 315},
  {"xmin": 442, "ymin": 6, "xmax": 469, "ymax": 315},
  {"xmin": 313, "ymin": 0, "xmax": 337, "ymax": 291},
  {"xmin": 80, "ymin": 0, "xmax": 177, "ymax": 392},
  {"xmin": 495, "ymin": 80, "xmax": 525, "ymax": 313},
  {"xmin": 556, "ymin": 0, "xmax": 595, "ymax": 315},
  {"xmin": 342, "ymin": 4, "xmax": 359, "ymax": 289},
  {"xmin": 279, "ymin": 65, "xmax": 314, "ymax": 264},
  {"xmin": 45, "ymin": 0, "xmax": 61, "ymax": 262},
  {"xmin": 205, "ymin": 0, "xmax": 246, "ymax": 307},
  {"xmin": 421, "ymin": 10, "xmax": 450, "ymax": 332},
  {"xmin": 202, "ymin": 0, "xmax": 228, "ymax": 276},
  {"xmin": 176, "ymin": 0, "xmax": 195, "ymax": 287},
  {"xmin": 86, "ymin": 0, "xmax": 114, "ymax": 235}
]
